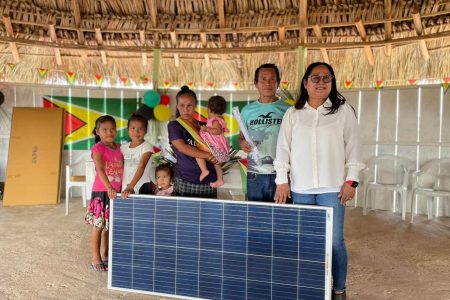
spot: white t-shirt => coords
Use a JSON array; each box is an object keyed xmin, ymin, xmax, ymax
[{"xmin": 121, "ymin": 141, "xmax": 154, "ymax": 193}]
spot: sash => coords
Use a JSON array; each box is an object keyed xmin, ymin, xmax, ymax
[{"xmin": 176, "ymin": 117, "xmax": 210, "ymax": 152}]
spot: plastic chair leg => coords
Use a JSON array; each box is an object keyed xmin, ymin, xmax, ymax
[
  {"xmin": 427, "ymin": 198, "xmax": 433, "ymax": 219},
  {"xmin": 401, "ymin": 190, "xmax": 407, "ymax": 221},
  {"xmin": 410, "ymin": 190, "xmax": 417, "ymax": 223},
  {"xmin": 363, "ymin": 185, "xmax": 369, "ymax": 215},
  {"xmin": 66, "ymin": 186, "xmax": 70, "ymax": 215}
]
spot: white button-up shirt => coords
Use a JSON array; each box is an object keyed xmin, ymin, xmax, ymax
[{"xmin": 274, "ymin": 99, "xmax": 364, "ymax": 193}]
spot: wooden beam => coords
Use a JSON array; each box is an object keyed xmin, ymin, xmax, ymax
[
  {"xmin": 77, "ymin": 29, "xmax": 85, "ymax": 44},
  {"xmin": 70, "ymin": 0, "xmax": 81, "ymax": 27},
  {"xmin": 218, "ymin": 0, "xmax": 226, "ymax": 46},
  {"xmin": 1, "ymin": 30, "xmax": 449, "ymax": 54},
  {"xmin": 312, "ymin": 24, "xmax": 329, "ymax": 63},
  {"xmin": 412, "ymin": 10, "xmax": 423, "ymax": 35},
  {"xmin": 48, "ymin": 23, "xmax": 62, "ymax": 65},
  {"xmin": 169, "ymin": 29, "xmax": 179, "ymax": 67},
  {"xmin": 355, "ymin": 19, "xmax": 374, "ymax": 66},
  {"xmin": 94, "ymin": 27, "xmax": 107, "ymax": 65},
  {"xmin": 140, "ymin": 30, "xmax": 147, "ymax": 66},
  {"xmin": 412, "ymin": 9, "xmax": 429, "ymax": 60},
  {"xmin": 298, "ymin": 0, "xmax": 308, "ymax": 44},
  {"xmin": 278, "ymin": 26, "xmax": 286, "ymax": 66},
  {"xmin": 145, "ymin": 0, "xmax": 158, "ymax": 28},
  {"xmin": 2, "ymin": 15, "xmax": 19, "ymax": 63},
  {"xmin": 200, "ymin": 31, "xmax": 210, "ymax": 67},
  {"xmin": 384, "ymin": 0, "xmax": 392, "ymax": 57}
]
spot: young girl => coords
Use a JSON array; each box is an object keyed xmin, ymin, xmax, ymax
[
  {"xmin": 121, "ymin": 114, "xmax": 153, "ymax": 198},
  {"xmin": 154, "ymin": 163, "xmax": 174, "ymax": 196},
  {"xmin": 197, "ymin": 95, "xmax": 230, "ymax": 188},
  {"xmin": 85, "ymin": 115, "xmax": 123, "ymax": 271}
]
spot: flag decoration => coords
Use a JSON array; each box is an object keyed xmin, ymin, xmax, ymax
[
  {"xmin": 65, "ymin": 71, "xmax": 77, "ymax": 85},
  {"xmin": 140, "ymin": 75, "xmax": 150, "ymax": 85},
  {"xmin": 281, "ymin": 80, "xmax": 289, "ymax": 90},
  {"xmin": 187, "ymin": 82, "xmax": 194, "ymax": 90},
  {"xmin": 7, "ymin": 63, "xmax": 17, "ymax": 70},
  {"xmin": 407, "ymin": 79, "xmax": 417, "ymax": 86},
  {"xmin": 232, "ymin": 82, "xmax": 240, "ymax": 89},
  {"xmin": 374, "ymin": 80, "xmax": 384, "ymax": 89},
  {"xmin": 207, "ymin": 82, "xmax": 215, "ymax": 89},
  {"xmin": 37, "ymin": 67, "xmax": 48, "ymax": 78},
  {"xmin": 343, "ymin": 81, "xmax": 353, "ymax": 89},
  {"xmin": 95, "ymin": 74, "xmax": 104, "ymax": 87},
  {"xmin": 163, "ymin": 81, "xmax": 172, "ymax": 89},
  {"xmin": 119, "ymin": 76, "xmax": 129, "ymax": 86},
  {"xmin": 442, "ymin": 77, "xmax": 450, "ymax": 93}
]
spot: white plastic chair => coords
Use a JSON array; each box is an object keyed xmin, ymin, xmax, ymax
[
  {"xmin": 361, "ymin": 155, "xmax": 412, "ymax": 220},
  {"xmin": 65, "ymin": 155, "xmax": 89, "ymax": 215},
  {"xmin": 410, "ymin": 158, "xmax": 450, "ymax": 223}
]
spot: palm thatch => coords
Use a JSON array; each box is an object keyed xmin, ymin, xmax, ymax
[{"xmin": 0, "ymin": 0, "xmax": 448, "ymax": 88}]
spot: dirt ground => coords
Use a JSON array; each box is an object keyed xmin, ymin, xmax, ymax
[{"xmin": 0, "ymin": 197, "xmax": 449, "ymax": 300}]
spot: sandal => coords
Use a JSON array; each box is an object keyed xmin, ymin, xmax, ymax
[{"xmin": 90, "ymin": 262, "xmax": 107, "ymax": 272}]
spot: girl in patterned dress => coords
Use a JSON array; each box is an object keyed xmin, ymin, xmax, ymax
[
  {"xmin": 197, "ymin": 95, "xmax": 230, "ymax": 188},
  {"xmin": 85, "ymin": 115, "xmax": 123, "ymax": 271}
]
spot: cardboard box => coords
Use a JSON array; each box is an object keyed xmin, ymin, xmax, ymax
[{"xmin": 3, "ymin": 108, "xmax": 65, "ymax": 206}]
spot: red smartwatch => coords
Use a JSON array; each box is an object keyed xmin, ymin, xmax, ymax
[{"xmin": 346, "ymin": 180, "xmax": 359, "ymax": 188}]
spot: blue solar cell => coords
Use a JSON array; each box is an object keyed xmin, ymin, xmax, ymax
[
  {"xmin": 222, "ymin": 277, "xmax": 246, "ymax": 299},
  {"xmin": 199, "ymin": 274, "xmax": 222, "ymax": 299},
  {"xmin": 109, "ymin": 196, "xmax": 332, "ymax": 299},
  {"xmin": 247, "ymin": 255, "xmax": 271, "ymax": 282}
]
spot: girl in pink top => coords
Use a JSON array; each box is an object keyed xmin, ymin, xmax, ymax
[
  {"xmin": 85, "ymin": 115, "xmax": 123, "ymax": 271},
  {"xmin": 197, "ymin": 96, "xmax": 230, "ymax": 188}
]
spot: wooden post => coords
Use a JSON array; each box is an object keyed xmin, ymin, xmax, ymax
[{"xmin": 152, "ymin": 48, "xmax": 161, "ymax": 89}]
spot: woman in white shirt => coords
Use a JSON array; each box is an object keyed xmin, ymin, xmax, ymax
[{"xmin": 274, "ymin": 62, "xmax": 364, "ymax": 299}]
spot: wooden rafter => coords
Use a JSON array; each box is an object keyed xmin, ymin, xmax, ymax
[
  {"xmin": 0, "ymin": 30, "xmax": 448, "ymax": 54},
  {"xmin": 139, "ymin": 30, "xmax": 147, "ymax": 66},
  {"xmin": 384, "ymin": 0, "xmax": 392, "ymax": 57},
  {"xmin": 2, "ymin": 15, "xmax": 20, "ymax": 63},
  {"xmin": 200, "ymin": 31, "xmax": 210, "ymax": 67},
  {"xmin": 170, "ymin": 29, "xmax": 179, "ymax": 67},
  {"xmin": 298, "ymin": 0, "xmax": 308, "ymax": 44},
  {"xmin": 218, "ymin": 0, "xmax": 226, "ymax": 46},
  {"xmin": 70, "ymin": 0, "xmax": 81, "ymax": 27},
  {"xmin": 95, "ymin": 27, "xmax": 107, "ymax": 65},
  {"xmin": 145, "ymin": 0, "xmax": 159, "ymax": 47},
  {"xmin": 278, "ymin": 26, "xmax": 286, "ymax": 66},
  {"xmin": 355, "ymin": 19, "xmax": 374, "ymax": 66},
  {"xmin": 48, "ymin": 23, "xmax": 62, "ymax": 65},
  {"xmin": 412, "ymin": 9, "xmax": 430, "ymax": 60},
  {"xmin": 312, "ymin": 24, "xmax": 329, "ymax": 63}
]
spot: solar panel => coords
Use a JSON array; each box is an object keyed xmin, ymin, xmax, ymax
[{"xmin": 108, "ymin": 195, "xmax": 333, "ymax": 300}]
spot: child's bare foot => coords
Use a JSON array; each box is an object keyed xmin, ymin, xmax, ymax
[
  {"xmin": 199, "ymin": 170, "xmax": 209, "ymax": 181},
  {"xmin": 210, "ymin": 180, "xmax": 224, "ymax": 188}
]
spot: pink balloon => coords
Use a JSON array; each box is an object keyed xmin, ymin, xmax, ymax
[{"xmin": 160, "ymin": 94, "xmax": 170, "ymax": 105}]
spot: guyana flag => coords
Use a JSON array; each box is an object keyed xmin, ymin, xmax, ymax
[{"xmin": 43, "ymin": 95, "xmax": 138, "ymax": 150}]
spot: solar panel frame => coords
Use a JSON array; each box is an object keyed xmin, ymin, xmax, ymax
[{"xmin": 108, "ymin": 194, "xmax": 333, "ymax": 300}]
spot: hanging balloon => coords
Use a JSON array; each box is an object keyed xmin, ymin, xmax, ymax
[
  {"xmin": 143, "ymin": 90, "xmax": 160, "ymax": 107},
  {"xmin": 160, "ymin": 94, "xmax": 170, "ymax": 105},
  {"xmin": 154, "ymin": 104, "xmax": 172, "ymax": 121}
]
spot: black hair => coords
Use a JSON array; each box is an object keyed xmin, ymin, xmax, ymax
[
  {"xmin": 127, "ymin": 113, "xmax": 148, "ymax": 131},
  {"xmin": 155, "ymin": 163, "xmax": 174, "ymax": 179},
  {"xmin": 207, "ymin": 95, "xmax": 227, "ymax": 115},
  {"xmin": 295, "ymin": 62, "xmax": 346, "ymax": 115},
  {"xmin": 254, "ymin": 63, "xmax": 281, "ymax": 84},
  {"xmin": 92, "ymin": 115, "xmax": 116, "ymax": 143},
  {"xmin": 175, "ymin": 85, "xmax": 197, "ymax": 117}
]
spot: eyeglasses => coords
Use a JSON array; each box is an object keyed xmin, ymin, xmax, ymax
[{"xmin": 308, "ymin": 74, "xmax": 334, "ymax": 83}]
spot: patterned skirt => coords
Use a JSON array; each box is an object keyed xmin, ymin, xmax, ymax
[
  {"xmin": 173, "ymin": 177, "xmax": 217, "ymax": 199},
  {"xmin": 85, "ymin": 191, "xmax": 110, "ymax": 230}
]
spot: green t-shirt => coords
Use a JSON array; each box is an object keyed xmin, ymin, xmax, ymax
[{"xmin": 241, "ymin": 99, "xmax": 290, "ymax": 174}]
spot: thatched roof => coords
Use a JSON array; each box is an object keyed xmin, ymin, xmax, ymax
[{"xmin": 0, "ymin": 0, "xmax": 449, "ymax": 88}]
